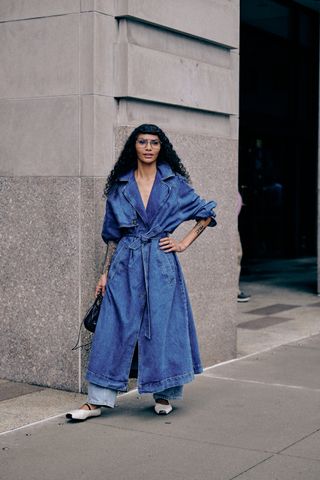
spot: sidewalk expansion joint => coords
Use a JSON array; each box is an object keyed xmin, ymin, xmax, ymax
[
  {"xmin": 201, "ymin": 374, "xmax": 320, "ymax": 393},
  {"xmin": 227, "ymin": 426, "xmax": 320, "ymax": 478},
  {"xmin": 276, "ymin": 425, "xmax": 320, "ymax": 457},
  {"xmin": 227, "ymin": 454, "xmax": 275, "ymax": 480}
]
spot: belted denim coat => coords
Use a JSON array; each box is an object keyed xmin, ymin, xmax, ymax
[{"xmin": 86, "ymin": 163, "xmax": 217, "ymax": 394}]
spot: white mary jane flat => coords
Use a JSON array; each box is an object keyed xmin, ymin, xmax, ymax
[
  {"xmin": 154, "ymin": 402, "xmax": 173, "ymax": 415},
  {"xmin": 66, "ymin": 403, "xmax": 102, "ymax": 421}
]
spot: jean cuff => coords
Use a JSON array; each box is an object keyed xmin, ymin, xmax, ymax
[{"xmin": 153, "ymin": 393, "xmax": 183, "ymax": 401}]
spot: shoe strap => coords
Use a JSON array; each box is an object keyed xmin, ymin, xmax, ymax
[{"xmin": 84, "ymin": 402, "xmax": 92, "ymax": 410}]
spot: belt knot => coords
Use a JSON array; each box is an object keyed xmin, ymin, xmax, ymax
[{"xmin": 128, "ymin": 225, "xmax": 166, "ymax": 250}]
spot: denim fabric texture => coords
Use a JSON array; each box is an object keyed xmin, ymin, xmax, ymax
[
  {"xmin": 88, "ymin": 382, "xmax": 117, "ymax": 408},
  {"xmin": 86, "ymin": 163, "xmax": 217, "ymax": 394},
  {"xmin": 153, "ymin": 385, "xmax": 184, "ymax": 401},
  {"xmin": 88, "ymin": 382, "xmax": 183, "ymax": 407}
]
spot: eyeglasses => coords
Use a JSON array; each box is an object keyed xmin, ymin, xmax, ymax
[{"xmin": 136, "ymin": 139, "xmax": 161, "ymax": 148}]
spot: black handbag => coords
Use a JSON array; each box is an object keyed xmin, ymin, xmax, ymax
[
  {"xmin": 72, "ymin": 293, "xmax": 103, "ymax": 350},
  {"xmin": 83, "ymin": 292, "xmax": 103, "ymax": 333}
]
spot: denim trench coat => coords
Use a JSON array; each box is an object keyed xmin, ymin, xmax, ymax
[{"xmin": 86, "ymin": 163, "xmax": 217, "ymax": 394}]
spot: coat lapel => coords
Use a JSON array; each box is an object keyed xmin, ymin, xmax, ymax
[
  {"xmin": 147, "ymin": 163, "xmax": 174, "ymax": 225},
  {"xmin": 146, "ymin": 176, "xmax": 170, "ymax": 226},
  {"xmin": 122, "ymin": 171, "xmax": 149, "ymax": 226},
  {"xmin": 119, "ymin": 163, "xmax": 174, "ymax": 227}
]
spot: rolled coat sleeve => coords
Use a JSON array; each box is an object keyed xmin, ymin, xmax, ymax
[
  {"xmin": 101, "ymin": 198, "xmax": 122, "ymax": 243},
  {"xmin": 178, "ymin": 176, "xmax": 217, "ymax": 227}
]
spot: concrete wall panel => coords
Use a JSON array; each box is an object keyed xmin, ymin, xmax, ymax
[
  {"xmin": 231, "ymin": 50, "xmax": 240, "ymax": 115},
  {"xmin": 0, "ymin": 97, "xmax": 79, "ymax": 176},
  {"xmin": 81, "ymin": 95, "xmax": 116, "ymax": 177},
  {"xmin": 94, "ymin": 13, "xmax": 116, "ymax": 95},
  {"xmin": 318, "ymin": 38, "xmax": 320, "ymax": 294},
  {"xmin": 115, "ymin": 43, "xmax": 237, "ymax": 114},
  {"xmin": 118, "ymin": 98, "xmax": 233, "ymax": 138},
  {"xmin": 125, "ymin": 20, "xmax": 232, "ymax": 69},
  {"xmin": 0, "ymin": 177, "xmax": 81, "ymax": 391},
  {"xmin": 0, "ymin": 0, "xmax": 80, "ymax": 21},
  {"xmin": 0, "ymin": 175, "xmax": 109, "ymax": 391},
  {"xmin": 79, "ymin": 177, "xmax": 106, "ymax": 390},
  {"xmin": 0, "ymin": 15, "xmax": 79, "ymax": 98},
  {"xmin": 173, "ymin": 132, "xmax": 239, "ymax": 364},
  {"xmin": 116, "ymin": 0, "xmax": 239, "ymax": 48},
  {"xmin": 80, "ymin": 12, "xmax": 116, "ymax": 95}
]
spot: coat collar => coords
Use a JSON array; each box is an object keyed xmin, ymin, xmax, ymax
[{"xmin": 118, "ymin": 162, "xmax": 175, "ymax": 183}]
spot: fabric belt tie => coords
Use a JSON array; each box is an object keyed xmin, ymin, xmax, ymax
[{"xmin": 126, "ymin": 225, "xmax": 168, "ymax": 340}]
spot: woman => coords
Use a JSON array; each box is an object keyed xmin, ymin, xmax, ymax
[{"xmin": 67, "ymin": 124, "xmax": 216, "ymax": 420}]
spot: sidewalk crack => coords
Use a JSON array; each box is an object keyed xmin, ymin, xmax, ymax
[
  {"xmin": 227, "ymin": 454, "xmax": 275, "ymax": 479},
  {"xmin": 276, "ymin": 426, "xmax": 320, "ymax": 456}
]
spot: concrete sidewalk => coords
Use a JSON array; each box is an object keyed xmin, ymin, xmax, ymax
[
  {"xmin": 1, "ymin": 259, "xmax": 319, "ymax": 435},
  {"xmin": 1, "ymin": 333, "xmax": 320, "ymax": 480},
  {"xmin": 1, "ymin": 257, "xmax": 320, "ymax": 478}
]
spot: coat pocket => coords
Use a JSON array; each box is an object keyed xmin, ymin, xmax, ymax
[{"xmin": 157, "ymin": 251, "xmax": 176, "ymax": 285}]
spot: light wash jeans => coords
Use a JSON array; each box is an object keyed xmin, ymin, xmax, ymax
[{"xmin": 88, "ymin": 382, "xmax": 183, "ymax": 408}]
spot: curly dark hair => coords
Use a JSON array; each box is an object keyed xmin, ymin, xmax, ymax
[{"xmin": 104, "ymin": 124, "xmax": 190, "ymax": 196}]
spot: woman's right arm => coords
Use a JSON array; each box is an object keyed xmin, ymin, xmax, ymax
[{"xmin": 95, "ymin": 240, "xmax": 118, "ymax": 296}]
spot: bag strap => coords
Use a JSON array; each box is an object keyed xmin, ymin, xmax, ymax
[
  {"xmin": 72, "ymin": 292, "xmax": 103, "ymax": 350},
  {"xmin": 71, "ymin": 322, "xmax": 92, "ymax": 351}
]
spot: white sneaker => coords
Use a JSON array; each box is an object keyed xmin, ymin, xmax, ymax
[
  {"xmin": 66, "ymin": 403, "xmax": 102, "ymax": 421},
  {"xmin": 154, "ymin": 402, "xmax": 173, "ymax": 415}
]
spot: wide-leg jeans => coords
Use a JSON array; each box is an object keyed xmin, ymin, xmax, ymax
[{"xmin": 88, "ymin": 382, "xmax": 183, "ymax": 408}]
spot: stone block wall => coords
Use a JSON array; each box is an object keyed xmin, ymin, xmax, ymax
[
  {"xmin": 0, "ymin": 0, "xmax": 240, "ymax": 392},
  {"xmin": 318, "ymin": 23, "xmax": 320, "ymax": 296}
]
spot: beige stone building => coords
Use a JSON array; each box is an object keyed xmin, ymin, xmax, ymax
[{"xmin": 0, "ymin": 0, "xmax": 319, "ymax": 392}]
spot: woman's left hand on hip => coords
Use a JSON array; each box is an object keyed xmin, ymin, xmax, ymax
[{"xmin": 159, "ymin": 237, "xmax": 185, "ymax": 253}]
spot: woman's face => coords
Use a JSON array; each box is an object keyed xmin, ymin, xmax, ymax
[{"xmin": 135, "ymin": 134, "xmax": 161, "ymax": 166}]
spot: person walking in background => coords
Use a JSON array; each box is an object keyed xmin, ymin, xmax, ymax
[
  {"xmin": 237, "ymin": 191, "xmax": 250, "ymax": 303},
  {"xmin": 66, "ymin": 124, "xmax": 217, "ymax": 421}
]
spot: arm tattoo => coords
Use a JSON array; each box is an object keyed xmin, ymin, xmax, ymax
[
  {"xmin": 194, "ymin": 223, "xmax": 206, "ymax": 236},
  {"xmin": 101, "ymin": 240, "xmax": 118, "ymax": 275}
]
